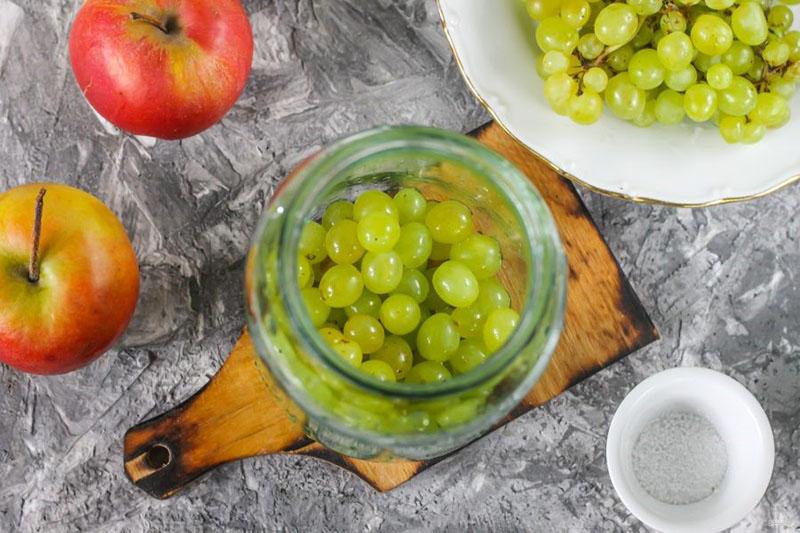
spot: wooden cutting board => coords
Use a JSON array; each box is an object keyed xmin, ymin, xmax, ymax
[{"xmin": 123, "ymin": 122, "xmax": 659, "ymax": 499}]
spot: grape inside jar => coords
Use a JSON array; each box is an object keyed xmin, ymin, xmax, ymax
[{"xmin": 246, "ymin": 127, "xmax": 566, "ymax": 460}]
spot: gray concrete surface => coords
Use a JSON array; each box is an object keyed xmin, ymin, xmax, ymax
[{"xmin": 0, "ymin": 0, "xmax": 798, "ymax": 531}]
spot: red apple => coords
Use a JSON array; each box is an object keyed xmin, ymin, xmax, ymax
[
  {"xmin": 0, "ymin": 184, "xmax": 140, "ymax": 375},
  {"xmin": 68, "ymin": 0, "xmax": 253, "ymax": 140}
]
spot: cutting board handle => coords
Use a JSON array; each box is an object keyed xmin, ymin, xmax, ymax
[{"xmin": 123, "ymin": 332, "xmax": 309, "ymax": 499}]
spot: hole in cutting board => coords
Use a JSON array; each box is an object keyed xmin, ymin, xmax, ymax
[{"xmin": 144, "ymin": 444, "xmax": 171, "ymax": 470}]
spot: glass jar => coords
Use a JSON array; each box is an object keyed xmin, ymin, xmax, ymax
[{"xmin": 245, "ymin": 126, "xmax": 566, "ymax": 460}]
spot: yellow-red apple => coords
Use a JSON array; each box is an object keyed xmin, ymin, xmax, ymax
[
  {"xmin": 68, "ymin": 0, "xmax": 253, "ymax": 140},
  {"xmin": 0, "ymin": 184, "xmax": 140, "ymax": 375}
]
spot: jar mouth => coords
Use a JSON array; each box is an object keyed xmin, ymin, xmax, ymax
[{"xmin": 267, "ymin": 125, "xmax": 564, "ymax": 399}]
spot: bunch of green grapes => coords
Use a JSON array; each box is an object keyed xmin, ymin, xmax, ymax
[
  {"xmin": 298, "ymin": 188, "xmax": 519, "ymax": 385},
  {"xmin": 526, "ymin": 0, "xmax": 799, "ymax": 143}
]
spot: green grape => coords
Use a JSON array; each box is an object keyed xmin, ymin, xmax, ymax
[
  {"xmin": 476, "ymin": 278, "xmax": 511, "ymax": 315},
  {"xmin": 483, "ymin": 308, "xmax": 521, "ymax": 353},
  {"xmin": 657, "ymin": 32, "xmax": 694, "ymax": 71},
  {"xmin": 536, "ymin": 16, "xmax": 580, "ymax": 53},
  {"xmin": 371, "ymin": 336, "xmax": 413, "ymax": 380},
  {"xmin": 297, "ymin": 255, "xmax": 314, "ymax": 288},
  {"xmin": 302, "ymin": 287, "xmax": 330, "ymax": 327},
  {"xmin": 325, "ymin": 219, "xmax": 364, "ymax": 264},
  {"xmin": 395, "ymin": 268, "xmax": 430, "ymax": 303},
  {"xmin": 525, "ymin": 0, "xmax": 563, "ymax": 21},
  {"xmin": 718, "ymin": 76, "xmax": 757, "ymax": 116},
  {"xmin": 449, "ymin": 234, "xmax": 502, "ymax": 280},
  {"xmin": 677, "ymin": 0, "xmax": 701, "ymax": 5},
  {"xmin": 707, "ymin": 63, "xmax": 733, "ymax": 90},
  {"xmin": 665, "ymin": 64, "xmax": 697, "ymax": 91},
  {"xmin": 361, "ymin": 251, "xmax": 403, "ymax": 294},
  {"xmin": 319, "ymin": 264, "xmax": 364, "ymax": 308},
  {"xmin": 627, "ymin": 0, "xmax": 662, "ymax": 15},
  {"xmin": 660, "ymin": 11, "xmax": 687, "ymax": 33},
  {"xmin": 322, "ymin": 200, "xmax": 354, "ymax": 229},
  {"xmin": 544, "ymin": 72, "xmax": 579, "ymax": 114},
  {"xmin": 535, "ymin": 54, "xmax": 548, "ymax": 79},
  {"xmin": 705, "ymin": 0, "xmax": 734, "ymax": 9},
  {"xmin": 406, "ymin": 361, "xmax": 452, "ymax": 384},
  {"xmin": 561, "ymin": 0, "xmax": 591, "ymax": 27},
  {"xmin": 318, "ymin": 326, "xmax": 344, "ymax": 345},
  {"xmin": 404, "ymin": 305, "xmax": 430, "ymax": 349},
  {"xmin": 394, "ymin": 222, "xmax": 433, "ymax": 269},
  {"xmin": 432, "ymin": 260, "xmax": 480, "ymax": 308},
  {"xmin": 357, "ymin": 212, "xmax": 401, "ymax": 253},
  {"xmin": 392, "ymin": 188, "xmax": 427, "ymax": 223},
  {"xmin": 344, "ymin": 289, "xmax": 381, "ymax": 318},
  {"xmin": 632, "ymin": 25, "xmax": 654, "ymax": 49},
  {"xmin": 786, "ymin": 31, "xmax": 800, "ymax": 61},
  {"xmin": 568, "ymin": 90, "xmax": 605, "ymax": 124},
  {"xmin": 628, "ymin": 49, "xmax": 665, "ymax": 90},
  {"xmin": 763, "ymin": 39, "xmax": 791, "ymax": 67},
  {"xmin": 741, "ymin": 120, "xmax": 766, "ymax": 143},
  {"xmin": 683, "ymin": 83, "xmax": 718, "ymax": 122},
  {"xmin": 747, "ymin": 56, "xmax": 765, "ymax": 81},
  {"xmin": 691, "ymin": 15, "xmax": 733, "ymax": 56},
  {"xmin": 329, "ymin": 337, "xmax": 363, "ymax": 367},
  {"xmin": 425, "ymin": 200, "xmax": 473, "ymax": 244},
  {"xmin": 344, "ymin": 314, "xmax": 385, "ymax": 354},
  {"xmin": 722, "ymin": 41, "xmax": 755, "ymax": 75},
  {"xmin": 693, "ymin": 52, "xmax": 721, "ymax": 73},
  {"xmin": 605, "ymin": 72, "xmax": 646, "ymax": 120},
  {"xmin": 299, "ymin": 221, "xmax": 327, "ymax": 264},
  {"xmin": 353, "ymin": 190, "xmax": 397, "ymax": 220},
  {"xmin": 379, "ymin": 294, "xmax": 421, "ymax": 335},
  {"xmin": 607, "ymin": 44, "xmax": 634, "ymax": 72},
  {"xmin": 577, "ymin": 33, "xmax": 605, "ymax": 60},
  {"xmin": 429, "ymin": 241, "xmax": 451, "ymax": 262},
  {"xmin": 632, "ymin": 99, "xmax": 657, "ymax": 127},
  {"xmin": 360, "ymin": 359, "xmax": 396, "ymax": 382},
  {"xmin": 450, "ymin": 340, "xmax": 489, "ymax": 374},
  {"xmin": 594, "ymin": 3, "xmax": 639, "ymax": 46},
  {"xmin": 731, "ymin": 2, "xmax": 768, "ymax": 46},
  {"xmin": 719, "ymin": 115, "xmax": 746, "ymax": 143},
  {"xmin": 451, "ymin": 305, "xmax": 486, "ymax": 339},
  {"xmin": 654, "ymin": 89, "xmax": 686, "ymax": 124},
  {"xmin": 749, "ymin": 93, "xmax": 790, "ymax": 127},
  {"xmin": 435, "ymin": 399, "xmax": 483, "ymax": 429},
  {"xmin": 424, "ymin": 268, "xmax": 452, "ymax": 312},
  {"xmin": 769, "ymin": 77, "xmax": 796, "ymax": 99},
  {"xmin": 768, "ymin": 4, "xmax": 794, "ymax": 31},
  {"xmin": 327, "ymin": 307, "xmax": 347, "ymax": 329},
  {"xmin": 583, "ymin": 67, "xmax": 608, "ymax": 92},
  {"xmin": 417, "ymin": 313, "xmax": 460, "ymax": 362},
  {"xmin": 542, "ymin": 50, "xmax": 571, "ymax": 75}
]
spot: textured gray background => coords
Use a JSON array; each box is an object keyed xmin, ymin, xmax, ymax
[{"xmin": 0, "ymin": 0, "xmax": 798, "ymax": 531}]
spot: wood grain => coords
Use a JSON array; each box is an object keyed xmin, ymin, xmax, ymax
[{"xmin": 123, "ymin": 122, "xmax": 659, "ymax": 499}]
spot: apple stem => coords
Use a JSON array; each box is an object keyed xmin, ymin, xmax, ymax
[
  {"xmin": 28, "ymin": 188, "xmax": 46, "ymax": 284},
  {"xmin": 130, "ymin": 12, "xmax": 171, "ymax": 34}
]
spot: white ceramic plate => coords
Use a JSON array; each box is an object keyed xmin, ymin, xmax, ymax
[{"xmin": 437, "ymin": 0, "xmax": 800, "ymax": 206}]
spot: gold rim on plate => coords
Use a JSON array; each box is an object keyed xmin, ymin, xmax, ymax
[{"xmin": 435, "ymin": 0, "xmax": 800, "ymax": 208}]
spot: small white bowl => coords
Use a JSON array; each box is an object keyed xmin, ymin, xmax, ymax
[{"xmin": 606, "ymin": 367, "xmax": 774, "ymax": 533}]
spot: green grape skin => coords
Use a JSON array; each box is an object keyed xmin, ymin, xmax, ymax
[
  {"xmin": 360, "ymin": 359, "xmax": 397, "ymax": 382},
  {"xmin": 302, "ymin": 287, "xmax": 330, "ymax": 327},
  {"xmin": 429, "ymin": 241, "xmax": 451, "ymax": 262},
  {"xmin": 344, "ymin": 314, "xmax": 385, "ymax": 354},
  {"xmin": 763, "ymin": 40, "xmax": 791, "ymax": 67},
  {"xmin": 542, "ymin": 50, "xmax": 571, "ymax": 75},
  {"xmin": 535, "ymin": 54, "xmax": 549, "ymax": 79},
  {"xmin": 578, "ymin": 33, "xmax": 605, "ymax": 60},
  {"xmin": 394, "ymin": 268, "xmax": 430, "ymax": 303},
  {"xmin": 769, "ymin": 77, "xmax": 796, "ymax": 99},
  {"xmin": 319, "ymin": 264, "xmax": 364, "ymax": 308},
  {"xmin": 379, "ymin": 294, "xmax": 421, "ymax": 336},
  {"xmin": 344, "ymin": 289, "xmax": 382, "ymax": 318},
  {"xmin": 568, "ymin": 91, "xmax": 605, "ymax": 124},
  {"xmin": 476, "ymin": 278, "xmax": 512, "ymax": 315},
  {"xmin": 361, "ymin": 251, "xmax": 403, "ymax": 294},
  {"xmin": 417, "ymin": 313, "xmax": 461, "ymax": 362},
  {"xmin": 719, "ymin": 115, "xmax": 746, "ymax": 143},
  {"xmin": 425, "ymin": 200, "xmax": 473, "ymax": 244},
  {"xmin": 683, "ymin": 83, "xmax": 718, "ymax": 122},
  {"xmin": 561, "ymin": 0, "xmax": 591, "ymax": 28},
  {"xmin": 747, "ymin": 56, "xmax": 765, "ymax": 82},
  {"xmin": 607, "ymin": 44, "xmax": 634, "ymax": 72},
  {"xmin": 322, "ymin": 200, "xmax": 354, "ymax": 229},
  {"xmin": 353, "ymin": 190, "xmax": 397, "ymax": 221},
  {"xmin": 449, "ymin": 234, "xmax": 502, "ymax": 280},
  {"xmin": 325, "ymin": 219, "xmax": 365, "ymax": 265},
  {"xmin": 707, "ymin": 63, "xmax": 733, "ymax": 90},
  {"xmin": 691, "ymin": 9, "xmax": 733, "ymax": 52},
  {"xmin": 749, "ymin": 93, "xmax": 790, "ymax": 128},
  {"xmin": 718, "ymin": 76, "xmax": 757, "ymax": 116},
  {"xmin": 768, "ymin": 4, "xmax": 794, "ymax": 31},
  {"xmin": 693, "ymin": 52, "xmax": 721, "ymax": 73},
  {"xmin": 357, "ymin": 212, "xmax": 401, "ymax": 253},
  {"xmin": 297, "ymin": 255, "xmax": 314, "ymax": 288},
  {"xmin": 318, "ymin": 326, "xmax": 344, "ymax": 346},
  {"xmin": 654, "ymin": 89, "xmax": 686, "ymax": 124},
  {"xmin": 328, "ymin": 337, "xmax": 363, "ymax": 367},
  {"xmin": 392, "ymin": 188, "xmax": 427, "ymax": 223},
  {"xmin": 544, "ymin": 72, "xmax": 579, "ymax": 114},
  {"xmin": 627, "ymin": 0, "xmax": 662, "ymax": 16},
  {"xmin": 299, "ymin": 221, "xmax": 328, "ymax": 264},
  {"xmin": 327, "ymin": 307, "xmax": 348, "ymax": 329},
  {"xmin": 605, "ymin": 72, "xmax": 646, "ymax": 120},
  {"xmin": 451, "ymin": 305, "xmax": 486, "ymax": 339},
  {"xmin": 660, "ymin": 11, "xmax": 687, "ymax": 33},
  {"xmin": 483, "ymin": 308, "xmax": 521, "ymax": 353},
  {"xmin": 632, "ymin": 99, "xmax": 657, "ymax": 127},
  {"xmin": 525, "ymin": 0, "xmax": 563, "ymax": 21},
  {"xmin": 536, "ymin": 16, "xmax": 580, "ymax": 53},
  {"xmin": 424, "ymin": 268, "xmax": 452, "ymax": 313},
  {"xmin": 628, "ymin": 49, "xmax": 665, "ymax": 90},
  {"xmin": 594, "ymin": 3, "xmax": 639, "ymax": 46},
  {"xmin": 722, "ymin": 41, "xmax": 755, "ymax": 75},
  {"xmin": 583, "ymin": 67, "xmax": 608, "ymax": 92},
  {"xmin": 665, "ymin": 65, "xmax": 698, "ymax": 91},
  {"xmin": 394, "ymin": 222, "xmax": 433, "ymax": 268},
  {"xmin": 741, "ymin": 120, "xmax": 766, "ymax": 143},
  {"xmin": 450, "ymin": 340, "xmax": 489, "ymax": 375},
  {"xmin": 435, "ymin": 399, "xmax": 483, "ymax": 429},
  {"xmin": 657, "ymin": 32, "xmax": 694, "ymax": 71},
  {"xmin": 731, "ymin": 2, "xmax": 769, "ymax": 46},
  {"xmin": 632, "ymin": 25, "xmax": 654, "ymax": 49},
  {"xmin": 786, "ymin": 31, "xmax": 800, "ymax": 62},
  {"xmin": 705, "ymin": 0, "xmax": 733, "ymax": 9},
  {"xmin": 405, "ymin": 361, "xmax": 452, "ymax": 384},
  {"xmin": 371, "ymin": 336, "xmax": 413, "ymax": 380},
  {"xmin": 432, "ymin": 260, "xmax": 480, "ymax": 308}
]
